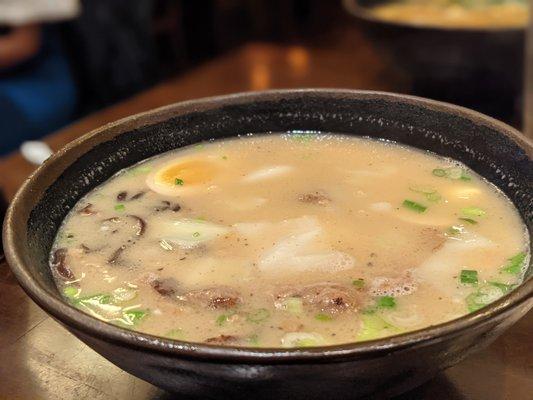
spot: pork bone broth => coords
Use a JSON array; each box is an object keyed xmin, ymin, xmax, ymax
[
  {"xmin": 368, "ymin": 0, "xmax": 529, "ymax": 29},
  {"xmin": 50, "ymin": 134, "xmax": 528, "ymax": 347}
]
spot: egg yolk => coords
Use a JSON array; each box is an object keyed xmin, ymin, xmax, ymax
[{"xmin": 154, "ymin": 160, "xmax": 216, "ymax": 187}]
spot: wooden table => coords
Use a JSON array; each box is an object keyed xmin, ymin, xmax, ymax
[{"xmin": 0, "ymin": 41, "xmax": 531, "ymax": 400}]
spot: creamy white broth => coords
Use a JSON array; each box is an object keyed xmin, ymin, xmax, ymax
[
  {"xmin": 50, "ymin": 134, "xmax": 528, "ymax": 347},
  {"xmin": 369, "ymin": 0, "xmax": 529, "ymax": 29}
]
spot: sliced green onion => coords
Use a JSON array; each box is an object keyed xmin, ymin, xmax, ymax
[
  {"xmin": 500, "ymin": 252, "xmax": 527, "ymax": 275},
  {"xmin": 77, "ymin": 293, "xmax": 112, "ymax": 305},
  {"xmin": 425, "ymin": 192, "xmax": 442, "ymax": 202},
  {"xmin": 402, "ymin": 199, "xmax": 427, "ymax": 213},
  {"xmin": 282, "ymin": 297, "xmax": 303, "ymax": 314},
  {"xmin": 458, "ymin": 217, "xmax": 478, "ymax": 225},
  {"xmin": 488, "ymin": 281, "xmax": 515, "ymax": 293},
  {"xmin": 294, "ymin": 338, "xmax": 319, "ymax": 347},
  {"xmin": 446, "ymin": 167, "xmax": 463, "ymax": 180},
  {"xmin": 247, "ymin": 334, "xmax": 259, "ymax": 346},
  {"xmin": 165, "ymin": 328, "xmax": 185, "ymax": 339},
  {"xmin": 409, "ymin": 184, "xmax": 436, "ymax": 194},
  {"xmin": 352, "ymin": 278, "xmax": 365, "ymax": 288},
  {"xmin": 192, "ymin": 231, "xmax": 201, "ymax": 238},
  {"xmin": 247, "ymin": 308, "xmax": 270, "ymax": 323},
  {"xmin": 129, "ymin": 165, "xmax": 152, "ymax": 176},
  {"xmin": 63, "ymin": 286, "xmax": 79, "ymax": 299},
  {"xmin": 356, "ymin": 314, "xmax": 400, "ymax": 341},
  {"xmin": 114, "ymin": 204, "xmax": 125, "ymax": 212},
  {"xmin": 315, "ymin": 313, "xmax": 333, "ymax": 322},
  {"xmin": 460, "ymin": 172, "xmax": 472, "ymax": 181},
  {"xmin": 461, "ymin": 206, "xmax": 486, "ymax": 218},
  {"xmin": 466, "ymin": 284, "xmax": 505, "ymax": 313},
  {"xmin": 446, "ymin": 225, "xmax": 463, "ymax": 236},
  {"xmin": 460, "ymin": 269, "xmax": 478, "ymax": 285},
  {"xmin": 281, "ymin": 332, "xmax": 325, "ymax": 347},
  {"xmin": 433, "ymin": 167, "xmax": 471, "ymax": 181},
  {"xmin": 432, "ymin": 168, "xmax": 446, "ymax": 177},
  {"xmin": 215, "ymin": 314, "xmax": 233, "ymax": 326},
  {"xmin": 121, "ymin": 309, "xmax": 148, "ymax": 326},
  {"xmin": 174, "ymin": 178, "xmax": 184, "ymax": 186},
  {"xmin": 112, "ymin": 287, "xmax": 138, "ymax": 302},
  {"xmin": 377, "ymin": 296, "xmax": 396, "ymax": 309}
]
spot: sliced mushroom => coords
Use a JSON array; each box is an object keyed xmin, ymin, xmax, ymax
[
  {"xmin": 116, "ymin": 191, "xmax": 128, "ymax": 201},
  {"xmin": 275, "ymin": 282, "xmax": 359, "ymax": 314},
  {"xmin": 79, "ymin": 203, "xmax": 96, "ymax": 216},
  {"xmin": 50, "ymin": 248, "xmax": 75, "ymax": 280},
  {"xmin": 154, "ymin": 201, "xmax": 171, "ymax": 212},
  {"xmin": 129, "ymin": 215, "xmax": 146, "ymax": 236},
  {"xmin": 298, "ymin": 191, "xmax": 331, "ymax": 205},
  {"xmin": 130, "ymin": 191, "xmax": 145, "ymax": 200},
  {"xmin": 178, "ymin": 286, "xmax": 241, "ymax": 309},
  {"xmin": 108, "ymin": 245, "xmax": 126, "ymax": 264},
  {"xmin": 150, "ymin": 277, "xmax": 179, "ymax": 296}
]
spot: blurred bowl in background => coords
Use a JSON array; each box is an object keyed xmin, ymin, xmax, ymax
[{"xmin": 343, "ymin": 0, "xmax": 526, "ymax": 127}]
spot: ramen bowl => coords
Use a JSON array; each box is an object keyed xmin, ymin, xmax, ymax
[
  {"xmin": 343, "ymin": 0, "xmax": 526, "ymax": 126},
  {"xmin": 4, "ymin": 89, "xmax": 532, "ymax": 399}
]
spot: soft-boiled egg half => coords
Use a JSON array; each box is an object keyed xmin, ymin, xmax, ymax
[{"xmin": 146, "ymin": 156, "xmax": 221, "ymax": 196}]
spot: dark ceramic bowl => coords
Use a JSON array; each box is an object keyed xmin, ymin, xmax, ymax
[
  {"xmin": 343, "ymin": 0, "xmax": 525, "ymax": 126},
  {"xmin": 3, "ymin": 89, "xmax": 533, "ymax": 399}
]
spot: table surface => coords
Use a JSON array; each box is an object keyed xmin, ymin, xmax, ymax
[{"xmin": 0, "ymin": 39, "xmax": 531, "ymax": 400}]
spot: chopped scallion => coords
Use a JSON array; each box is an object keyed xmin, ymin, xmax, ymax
[
  {"xmin": 446, "ymin": 167, "xmax": 463, "ymax": 180},
  {"xmin": 247, "ymin": 308, "xmax": 270, "ymax": 323},
  {"xmin": 446, "ymin": 225, "xmax": 463, "ymax": 236},
  {"xmin": 460, "ymin": 172, "xmax": 472, "ymax": 181},
  {"xmin": 165, "ymin": 328, "xmax": 185, "ymax": 339},
  {"xmin": 432, "ymin": 168, "xmax": 446, "ymax": 177},
  {"xmin": 425, "ymin": 192, "xmax": 442, "ymax": 202},
  {"xmin": 466, "ymin": 284, "xmax": 505, "ymax": 313},
  {"xmin": 282, "ymin": 297, "xmax": 303, "ymax": 314},
  {"xmin": 129, "ymin": 165, "xmax": 151, "ymax": 176},
  {"xmin": 192, "ymin": 231, "xmax": 200, "ymax": 238},
  {"xmin": 121, "ymin": 309, "xmax": 148, "ymax": 326},
  {"xmin": 409, "ymin": 184, "xmax": 436, "ymax": 194},
  {"xmin": 376, "ymin": 296, "xmax": 396, "ymax": 309},
  {"xmin": 488, "ymin": 281, "xmax": 515, "ymax": 293},
  {"xmin": 114, "ymin": 204, "xmax": 125, "ymax": 212},
  {"xmin": 63, "ymin": 286, "xmax": 79, "ymax": 299},
  {"xmin": 500, "ymin": 252, "xmax": 527, "ymax": 275},
  {"xmin": 402, "ymin": 199, "xmax": 427, "ymax": 213},
  {"xmin": 460, "ymin": 269, "xmax": 478, "ymax": 285},
  {"xmin": 247, "ymin": 334, "xmax": 260, "ymax": 346},
  {"xmin": 458, "ymin": 217, "xmax": 478, "ymax": 225},
  {"xmin": 461, "ymin": 206, "xmax": 486, "ymax": 218},
  {"xmin": 356, "ymin": 314, "xmax": 400, "ymax": 341},
  {"xmin": 76, "ymin": 293, "xmax": 112, "ymax": 305},
  {"xmin": 432, "ymin": 167, "xmax": 471, "ymax": 181},
  {"xmin": 352, "ymin": 278, "xmax": 365, "ymax": 288},
  {"xmin": 216, "ymin": 314, "xmax": 232, "ymax": 326},
  {"xmin": 315, "ymin": 313, "xmax": 333, "ymax": 321},
  {"xmin": 174, "ymin": 178, "xmax": 184, "ymax": 186}
]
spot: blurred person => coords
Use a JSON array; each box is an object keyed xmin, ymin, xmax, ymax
[{"xmin": 0, "ymin": 0, "xmax": 80, "ymax": 155}]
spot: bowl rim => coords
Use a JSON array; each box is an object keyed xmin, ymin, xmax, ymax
[
  {"xmin": 3, "ymin": 88, "xmax": 532, "ymax": 363},
  {"xmin": 341, "ymin": 0, "xmax": 527, "ymax": 33}
]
